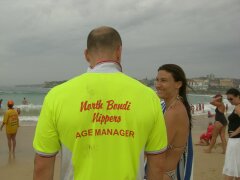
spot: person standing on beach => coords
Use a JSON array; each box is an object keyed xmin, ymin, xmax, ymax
[
  {"xmin": 0, "ymin": 99, "xmax": 3, "ymax": 109},
  {"xmin": 0, "ymin": 100, "xmax": 19, "ymax": 156},
  {"xmin": 33, "ymin": 26, "xmax": 167, "ymax": 180},
  {"xmin": 155, "ymin": 64, "xmax": 193, "ymax": 180},
  {"xmin": 190, "ymin": 104, "xmax": 194, "ymax": 114},
  {"xmin": 22, "ymin": 97, "xmax": 28, "ymax": 105},
  {"xmin": 223, "ymin": 88, "xmax": 240, "ymax": 180},
  {"xmin": 204, "ymin": 93, "xmax": 227, "ymax": 154}
]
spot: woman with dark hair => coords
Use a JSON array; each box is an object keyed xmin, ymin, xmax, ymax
[
  {"xmin": 204, "ymin": 93, "xmax": 227, "ymax": 153},
  {"xmin": 0, "ymin": 100, "xmax": 19, "ymax": 156},
  {"xmin": 223, "ymin": 88, "xmax": 240, "ymax": 180},
  {"xmin": 155, "ymin": 64, "xmax": 193, "ymax": 180}
]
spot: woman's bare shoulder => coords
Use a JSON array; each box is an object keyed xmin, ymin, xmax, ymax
[{"xmin": 165, "ymin": 102, "xmax": 188, "ymax": 125}]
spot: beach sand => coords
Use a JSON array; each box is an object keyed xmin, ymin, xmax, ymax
[
  {"xmin": 0, "ymin": 125, "xmax": 61, "ymax": 180},
  {"xmin": 0, "ymin": 115, "xmax": 226, "ymax": 179},
  {"xmin": 192, "ymin": 115, "xmax": 226, "ymax": 180}
]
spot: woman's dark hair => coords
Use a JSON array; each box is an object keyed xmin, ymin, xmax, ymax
[
  {"xmin": 226, "ymin": 88, "xmax": 240, "ymax": 97},
  {"xmin": 214, "ymin": 93, "xmax": 222, "ymax": 98},
  {"xmin": 158, "ymin": 64, "xmax": 192, "ymax": 130}
]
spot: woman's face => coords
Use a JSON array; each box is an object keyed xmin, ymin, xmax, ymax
[
  {"xmin": 155, "ymin": 70, "xmax": 181, "ymax": 100},
  {"xmin": 227, "ymin": 94, "xmax": 239, "ymax": 105}
]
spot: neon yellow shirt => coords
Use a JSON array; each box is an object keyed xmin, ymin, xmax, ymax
[
  {"xmin": 3, "ymin": 109, "xmax": 19, "ymax": 134},
  {"xmin": 33, "ymin": 70, "xmax": 167, "ymax": 180}
]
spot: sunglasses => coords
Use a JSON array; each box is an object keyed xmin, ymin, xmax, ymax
[{"xmin": 227, "ymin": 98, "xmax": 233, "ymax": 101}]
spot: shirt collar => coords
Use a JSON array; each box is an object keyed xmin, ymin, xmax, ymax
[{"xmin": 87, "ymin": 62, "xmax": 122, "ymax": 73}]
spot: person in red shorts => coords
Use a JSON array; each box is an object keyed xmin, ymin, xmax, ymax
[{"xmin": 196, "ymin": 122, "xmax": 214, "ymax": 146}]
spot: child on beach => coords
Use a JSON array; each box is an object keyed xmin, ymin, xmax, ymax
[
  {"xmin": 196, "ymin": 122, "xmax": 214, "ymax": 146},
  {"xmin": 0, "ymin": 100, "xmax": 19, "ymax": 157}
]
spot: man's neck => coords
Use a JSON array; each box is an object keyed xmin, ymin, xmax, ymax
[
  {"xmin": 87, "ymin": 60, "xmax": 122, "ymax": 73},
  {"xmin": 91, "ymin": 59, "xmax": 121, "ymax": 69}
]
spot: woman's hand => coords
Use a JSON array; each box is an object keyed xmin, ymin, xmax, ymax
[{"xmin": 229, "ymin": 128, "xmax": 240, "ymax": 137}]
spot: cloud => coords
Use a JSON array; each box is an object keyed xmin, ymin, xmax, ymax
[{"xmin": 0, "ymin": 0, "xmax": 239, "ymax": 85}]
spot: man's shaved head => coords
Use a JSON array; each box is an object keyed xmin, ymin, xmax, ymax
[{"xmin": 87, "ymin": 26, "xmax": 122, "ymax": 53}]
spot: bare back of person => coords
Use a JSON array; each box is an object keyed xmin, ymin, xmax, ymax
[
  {"xmin": 155, "ymin": 64, "xmax": 193, "ymax": 180},
  {"xmin": 164, "ymin": 100, "xmax": 189, "ymax": 175}
]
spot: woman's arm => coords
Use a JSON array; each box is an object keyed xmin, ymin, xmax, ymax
[
  {"xmin": 210, "ymin": 97, "xmax": 222, "ymax": 106},
  {"xmin": 1, "ymin": 112, "xmax": 8, "ymax": 131},
  {"xmin": 229, "ymin": 127, "xmax": 240, "ymax": 137},
  {"xmin": 164, "ymin": 110, "xmax": 177, "ymax": 145},
  {"xmin": 0, "ymin": 123, "xmax": 5, "ymax": 131}
]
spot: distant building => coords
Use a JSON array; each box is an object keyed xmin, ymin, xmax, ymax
[
  {"xmin": 43, "ymin": 80, "xmax": 66, "ymax": 88},
  {"xmin": 187, "ymin": 78, "xmax": 209, "ymax": 91},
  {"xmin": 233, "ymin": 79, "xmax": 240, "ymax": 88},
  {"xmin": 219, "ymin": 79, "xmax": 234, "ymax": 88},
  {"xmin": 209, "ymin": 79, "xmax": 220, "ymax": 88},
  {"xmin": 207, "ymin": 74, "xmax": 215, "ymax": 80},
  {"xmin": 187, "ymin": 74, "xmax": 239, "ymax": 93}
]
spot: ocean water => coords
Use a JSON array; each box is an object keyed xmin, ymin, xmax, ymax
[
  {"xmin": 0, "ymin": 86, "xmax": 49, "ymax": 122},
  {"xmin": 0, "ymin": 86, "xmax": 234, "ymax": 122}
]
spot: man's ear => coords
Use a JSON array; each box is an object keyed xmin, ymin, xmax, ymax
[{"xmin": 84, "ymin": 49, "xmax": 90, "ymax": 63}]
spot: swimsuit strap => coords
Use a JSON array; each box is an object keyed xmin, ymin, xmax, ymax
[
  {"xmin": 165, "ymin": 169, "xmax": 177, "ymax": 180},
  {"xmin": 167, "ymin": 144, "xmax": 186, "ymax": 151}
]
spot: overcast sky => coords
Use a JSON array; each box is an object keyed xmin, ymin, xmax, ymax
[{"xmin": 0, "ymin": 0, "xmax": 239, "ymax": 86}]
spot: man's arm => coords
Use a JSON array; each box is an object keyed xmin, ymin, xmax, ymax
[
  {"xmin": 33, "ymin": 154, "xmax": 56, "ymax": 180},
  {"xmin": 146, "ymin": 152, "xmax": 166, "ymax": 180}
]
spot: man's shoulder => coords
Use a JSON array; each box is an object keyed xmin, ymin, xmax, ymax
[{"xmin": 48, "ymin": 73, "xmax": 155, "ymax": 97}]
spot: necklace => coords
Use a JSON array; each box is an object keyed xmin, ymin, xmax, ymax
[{"xmin": 165, "ymin": 95, "xmax": 181, "ymax": 112}]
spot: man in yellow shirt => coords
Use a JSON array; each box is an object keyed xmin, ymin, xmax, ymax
[
  {"xmin": 33, "ymin": 26, "xmax": 167, "ymax": 180},
  {"xmin": 1, "ymin": 100, "xmax": 19, "ymax": 156}
]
